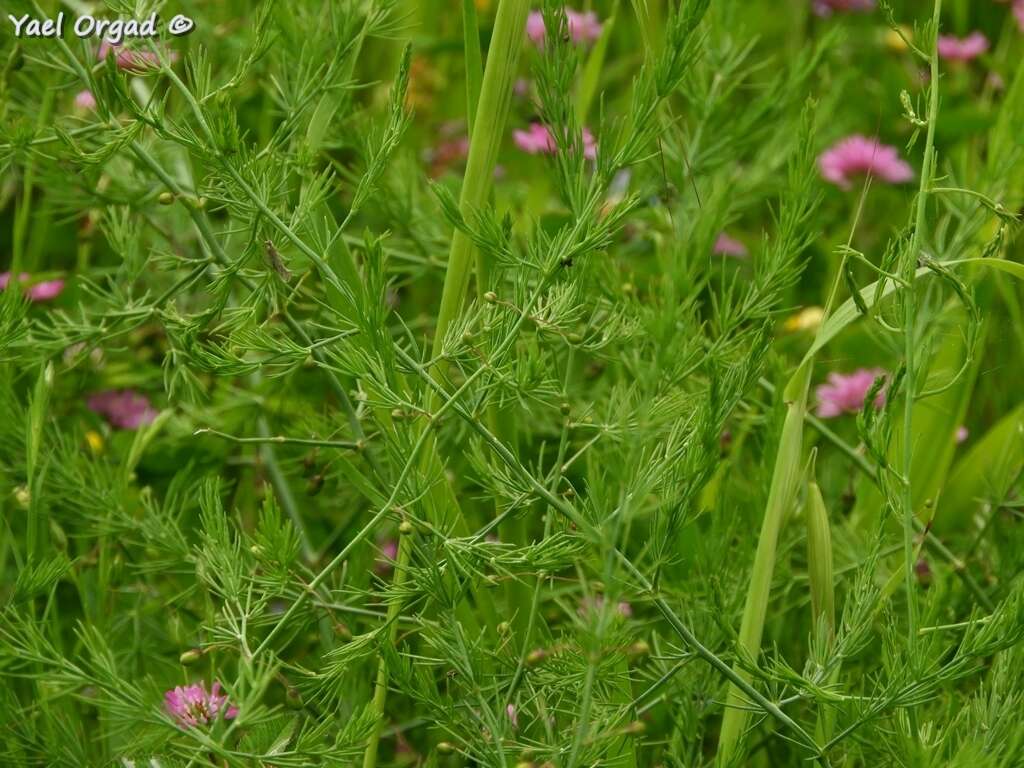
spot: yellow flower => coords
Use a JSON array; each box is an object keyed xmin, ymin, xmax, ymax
[
  {"xmin": 784, "ymin": 306, "xmax": 824, "ymax": 333},
  {"xmin": 85, "ymin": 430, "xmax": 104, "ymax": 456},
  {"xmin": 883, "ymin": 25, "xmax": 912, "ymax": 53}
]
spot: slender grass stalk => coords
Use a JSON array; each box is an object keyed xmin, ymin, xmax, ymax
[
  {"xmin": 716, "ymin": 360, "xmax": 814, "ymax": 766},
  {"xmin": 433, "ymin": 0, "xmax": 529, "ymax": 338},
  {"xmin": 805, "ymin": 467, "xmax": 834, "ymax": 636},
  {"xmin": 805, "ymin": 460, "xmax": 837, "ymax": 744},
  {"xmin": 25, "ymin": 363, "xmax": 53, "ymax": 562},
  {"xmin": 576, "ymin": 0, "xmax": 619, "ymax": 123},
  {"xmin": 462, "ymin": 0, "xmax": 484, "ymax": 137}
]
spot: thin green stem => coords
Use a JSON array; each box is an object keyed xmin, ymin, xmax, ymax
[
  {"xmin": 195, "ymin": 428, "xmax": 362, "ymax": 450},
  {"xmin": 902, "ymin": 0, "xmax": 943, "ymax": 655},
  {"xmin": 362, "ymin": 524, "xmax": 413, "ymax": 768}
]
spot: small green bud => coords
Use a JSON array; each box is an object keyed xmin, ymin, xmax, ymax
[
  {"xmin": 560, "ymin": 401, "xmax": 571, "ymax": 416},
  {"xmin": 285, "ymin": 687, "xmax": 304, "ymax": 709},
  {"xmin": 158, "ymin": 191, "xmax": 175, "ymax": 205},
  {"xmin": 525, "ymin": 648, "xmax": 548, "ymax": 666},
  {"xmin": 399, "ymin": 520, "xmax": 415, "ymax": 536},
  {"xmin": 627, "ymin": 640, "xmax": 650, "ymax": 659},
  {"xmin": 624, "ymin": 720, "xmax": 646, "ymax": 735},
  {"xmin": 179, "ymin": 648, "xmax": 203, "ymax": 666},
  {"xmin": 497, "ymin": 621, "xmax": 511, "ymax": 635},
  {"xmin": 306, "ymin": 474, "xmax": 325, "ymax": 496},
  {"xmin": 437, "ymin": 741, "xmax": 456, "ymax": 755},
  {"xmin": 483, "ymin": 291, "xmax": 497, "ymax": 304},
  {"xmin": 391, "ymin": 408, "xmax": 406, "ymax": 421},
  {"xmin": 14, "ymin": 486, "xmax": 30, "ymax": 509}
]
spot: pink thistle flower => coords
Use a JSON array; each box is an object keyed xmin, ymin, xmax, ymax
[
  {"xmin": 936, "ymin": 32, "xmax": 989, "ymax": 62},
  {"xmin": 713, "ymin": 232, "xmax": 748, "ymax": 258},
  {"xmin": 513, "ymin": 122, "xmax": 597, "ymax": 160},
  {"xmin": 818, "ymin": 135, "xmax": 913, "ymax": 189},
  {"xmin": 812, "ymin": 0, "xmax": 875, "ymax": 16},
  {"xmin": 86, "ymin": 389, "xmax": 158, "ymax": 430},
  {"xmin": 526, "ymin": 8, "xmax": 603, "ymax": 47},
  {"xmin": 74, "ymin": 90, "xmax": 97, "ymax": 110},
  {"xmin": 1, "ymin": 272, "xmax": 65, "ymax": 302},
  {"xmin": 164, "ymin": 682, "xmax": 238, "ymax": 728},
  {"xmin": 815, "ymin": 368, "xmax": 887, "ymax": 418}
]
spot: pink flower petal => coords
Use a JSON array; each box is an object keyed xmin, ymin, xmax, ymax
[
  {"xmin": 0, "ymin": 272, "xmax": 65, "ymax": 302},
  {"xmin": 87, "ymin": 389, "xmax": 158, "ymax": 430},
  {"xmin": 74, "ymin": 90, "xmax": 97, "ymax": 110},
  {"xmin": 525, "ymin": 7, "xmax": 602, "ymax": 47},
  {"xmin": 713, "ymin": 233, "xmax": 748, "ymax": 258},
  {"xmin": 513, "ymin": 122, "xmax": 597, "ymax": 160}
]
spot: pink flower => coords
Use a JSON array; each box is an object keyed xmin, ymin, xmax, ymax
[
  {"xmin": 375, "ymin": 538, "xmax": 398, "ymax": 574},
  {"xmin": 936, "ymin": 32, "xmax": 989, "ymax": 62},
  {"xmin": 713, "ymin": 232, "xmax": 748, "ymax": 257},
  {"xmin": 426, "ymin": 134, "xmax": 470, "ymax": 177},
  {"xmin": 86, "ymin": 389, "xmax": 158, "ymax": 430},
  {"xmin": 98, "ymin": 41, "xmax": 177, "ymax": 72},
  {"xmin": 579, "ymin": 596, "xmax": 632, "ymax": 618},
  {"xmin": 506, "ymin": 703, "xmax": 518, "ymax": 728},
  {"xmin": 956, "ymin": 425, "xmax": 969, "ymax": 444},
  {"xmin": 815, "ymin": 368, "xmax": 887, "ymax": 418},
  {"xmin": 164, "ymin": 682, "xmax": 238, "ymax": 728},
  {"xmin": 0, "ymin": 272, "xmax": 65, "ymax": 302},
  {"xmin": 818, "ymin": 135, "xmax": 913, "ymax": 189},
  {"xmin": 526, "ymin": 8, "xmax": 603, "ymax": 47},
  {"xmin": 1015, "ymin": 1, "xmax": 1024, "ymax": 31},
  {"xmin": 812, "ymin": 0, "xmax": 875, "ymax": 16},
  {"xmin": 74, "ymin": 90, "xmax": 97, "ymax": 110},
  {"xmin": 27, "ymin": 279, "xmax": 65, "ymax": 301},
  {"xmin": 513, "ymin": 122, "xmax": 596, "ymax": 160}
]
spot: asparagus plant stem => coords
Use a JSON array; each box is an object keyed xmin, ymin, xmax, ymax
[
  {"xmin": 901, "ymin": 0, "xmax": 943, "ymax": 653},
  {"xmin": 362, "ymin": 524, "xmax": 413, "ymax": 768}
]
